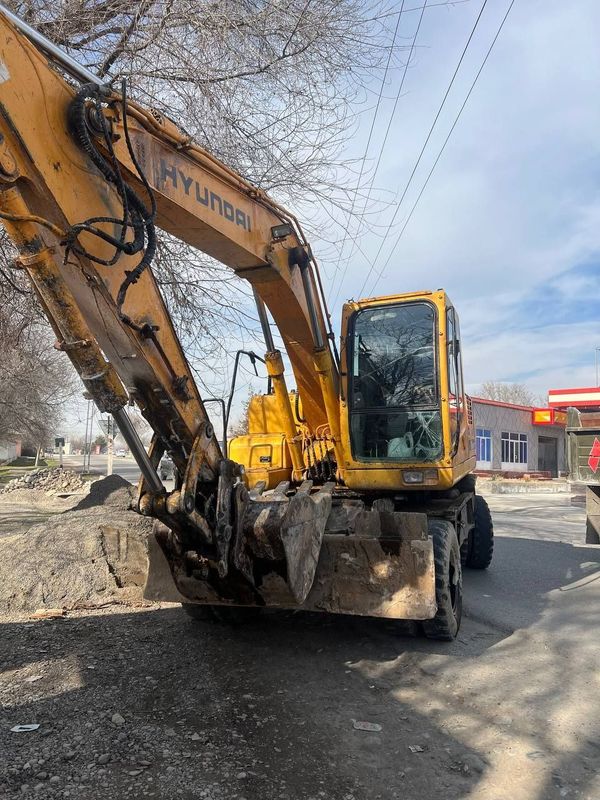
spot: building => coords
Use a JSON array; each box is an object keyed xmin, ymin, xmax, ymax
[
  {"xmin": 0, "ymin": 437, "xmax": 21, "ymax": 464},
  {"xmin": 471, "ymin": 397, "xmax": 566, "ymax": 477},
  {"xmin": 548, "ymin": 386, "xmax": 600, "ymax": 412}
]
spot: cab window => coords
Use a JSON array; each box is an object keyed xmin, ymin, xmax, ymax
[{"xmin": 349, "ymin": 302, "xmax": 442, "ymax": 462}]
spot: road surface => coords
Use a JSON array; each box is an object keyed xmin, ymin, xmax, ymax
[
  {"xmin": 63, "ymin": 453, "xmax": 144, "ymax": 485},
  {"xmin": 0, "ymin": 457, "xmax": 151, "ymax": 539},
  {"xmin": 0, "ymin": 491, "xmax": 598, "ymax": 800}
]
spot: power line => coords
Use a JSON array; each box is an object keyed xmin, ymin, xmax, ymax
[
  {"xmin": 369, "ymin": 0, "xmax": 516, "ymax": 294},
  {"xmin": 327, "ymin": 1, "xmax": 408, "ymax": 307},
  {"xmin": 357, "ymin": 0, "xmax": 490, "ymax": 298},
  {"xmin": 329, "ymin": 0, "xmax": 428, "ymax": 310}
]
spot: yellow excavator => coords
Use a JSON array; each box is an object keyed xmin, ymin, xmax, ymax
[{"xmin": 0, "ymin": 6, "xmax": 493, "ymax": 639}]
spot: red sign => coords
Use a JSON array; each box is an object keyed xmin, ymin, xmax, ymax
[
  {"xmin": 532, "ymin": 408, "xmax": 566, "ymax": 426},
  {"xmin": 548, "ymin": 387, "xmax": 600, "ymax": 409},
  {"xmin": 589, "ymin": 438, "xmax": 600, "ymax": 474}
]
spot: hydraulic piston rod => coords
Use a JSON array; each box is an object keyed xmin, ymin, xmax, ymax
[{"xmin": 113, "ymin": 408, "xmax": 164, "ymax": 494}]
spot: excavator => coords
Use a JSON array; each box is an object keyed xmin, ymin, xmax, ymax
[{"xmin": 0, "ymin": 6, "xmax": 494, "ymax": 639}]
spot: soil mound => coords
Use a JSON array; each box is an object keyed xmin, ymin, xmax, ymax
[
  {"xmin": 0, "ymin": 475, "xmax": 155, "ymax": 614},
  {"xmin": 73, "ymin": 473, "xmax": 134, "ymax": 510}
]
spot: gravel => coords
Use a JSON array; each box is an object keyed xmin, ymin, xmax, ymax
[
  {"xmin": 0, "ymin": 475, "xmax": 153, "ymax": 613},
  {"xmin": 1, "ymin": 469, "xmax": 87, "ymax": 496},
  {"xmin": 0, "ymin": 604, "xmax": 502, "ymax": 800}
]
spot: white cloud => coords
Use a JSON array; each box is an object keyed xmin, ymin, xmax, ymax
[{"xmin": 323, "ymin": 0, "xmax": 600, "ymax": 396}]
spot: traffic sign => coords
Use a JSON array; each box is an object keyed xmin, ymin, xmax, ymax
[{"xmin": 98, "ymin": 417, "xmax": 120, "ymax": 438}]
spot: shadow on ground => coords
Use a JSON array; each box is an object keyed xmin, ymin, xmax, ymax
[
  {"xmin": 0, "ymin": 605, "xmax": 497, "ymax": 800},
  {"xmin": 0, "ymin": 514, "xmax": 599, "ymax": 799}
]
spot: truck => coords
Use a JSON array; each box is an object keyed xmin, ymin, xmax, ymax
[
  {"xmin": 566, "ymin": 407, "xmax": 600, "ymax": 544},
  {"xmin": 0, "ymin": 5, "xmax": 494, "ymax": 639}
]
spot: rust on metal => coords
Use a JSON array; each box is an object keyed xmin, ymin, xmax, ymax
[{"xmin": 146, "ymin": 500, "xmax": 437, "ymax": 620}]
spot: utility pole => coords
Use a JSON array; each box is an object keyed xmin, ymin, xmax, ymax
[
  {"xmin": 83, "ymin": 396, "xmax": 91, "ymax": 473},
  {"xmin": 55, "ymin": 436, "xmax": 65, "ymax": 468},
  {"xmin": 106, "ymin": 414, "xmax": 113, "ymax": 477},
  {"xmin": 86, "ymin": 406, "xmax": 94, "ymax": 473}
]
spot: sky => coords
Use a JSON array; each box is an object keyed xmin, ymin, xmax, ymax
[
  {"xmin": 319, "ymin": 0, "xmax": 600, "ymax": 398},
  {"xmin": 66, "ymin": 0, "xmax": 600, "ymax": 436}
]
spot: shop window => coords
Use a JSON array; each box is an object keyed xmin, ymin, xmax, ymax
[
  {"xmin": 476, "ymin": 428, "xmax": 492, "ymax": 463},
  {"xmin": 501, "ymin": 431, "xmax": 528, "ymax": 465}
]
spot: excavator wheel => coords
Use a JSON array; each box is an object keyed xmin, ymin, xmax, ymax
[
  {"xmin": 456, "ymin": 473, "xmax": 477, "ymax": 494},
  {"xmin": 422, "ymin": 519, "xmax": 462, "ymax": 640},
  {"xmin": 465, "ymin": 495, "xmax": 494, "ymax": 570},
  {"xmin": 182, "ymin": 604, "xmax": 262, "ymax": 625}
]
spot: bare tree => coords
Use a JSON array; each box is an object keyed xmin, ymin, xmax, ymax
[
  {"xmin": 228, "ymin": 389, "xmax": 259, "ymax": 438},
  {"xmin": 68, "ymin": 434, "xmax": 87, "ymax": 452},
  {"xmin": 479, "ymin": 382, "xmax": 537, "ymax": 406},
  {"xmin": 0, "ymin": 280, "xmax": 77, "ymax": 449},
  {"xmin": 1, "ymin": 0, "xmax": 408, "ymax": 396}
]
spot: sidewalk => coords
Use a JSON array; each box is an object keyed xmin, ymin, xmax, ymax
[{"xmin": 477, "ymin": 477, "xmax": 571, "ymax": 494}]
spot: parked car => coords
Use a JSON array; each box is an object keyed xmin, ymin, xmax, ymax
[
  {"xmin": 159, "ymin": 454, "xmax": 174, "ymax": 480},
  {"xmin": 116, "ymin": 449, "xmax": 127, "ymax": 457}
]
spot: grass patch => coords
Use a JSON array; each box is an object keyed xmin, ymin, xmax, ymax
[
  {"xmin": 6, "ymin": 456, "xmax": 37, "ymax": 467},
  {"xmin": 0, "ymin": 467, "xmax": 30, "ymax": 486},
  {"xmin": 0, "ymin": 456, "xmax": 53, "ymax": 485},
  {"xmin": 0, "ymin": 468, "xmax": 18, "ymax": 486},
  {"xmin": 79, "ymin": 472, "xmax": 101, "ymax": 482}
]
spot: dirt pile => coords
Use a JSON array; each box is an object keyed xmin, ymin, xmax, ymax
[
  {"xmin": 1, "ymin": 467, "xmax": 87, "ymax": 496},
  {"xmin": 73, "ymin": 473, "xmax": 135, "ymax": 509},
  {"xmin": 0, "ymin": 475, "xmax": 155, "ymax": 613}
]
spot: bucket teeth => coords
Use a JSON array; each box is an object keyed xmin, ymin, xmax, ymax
[
  {"xmin": 278, "ymin": 484, "xmax": 332, "ymax": 603},
  {"xmin": 249, "ymin": 480, "xmax": 266, "ymax": 499},
  {"xmin": 239, "ymin": 482, "xmax": 334, "ymax": 603}
]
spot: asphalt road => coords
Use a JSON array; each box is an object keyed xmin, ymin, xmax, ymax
[
  {"xmin": 464, "ymin": 492, "xmax": 597, "ymax": 630},
  {"xmin": 0, "ymin": 491, "xmax": 598, "ymax": 800},
  {"xmin": 63, "ymin": 454, "xmax": 144, "ymax": 484}
]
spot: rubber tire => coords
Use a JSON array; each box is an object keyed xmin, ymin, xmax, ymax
[
  {"xmin": 466, "ymin": 495, "xmax": 494, "ymax": 570},
  {"xmin": 422, "ymin": 519, "xmax": 462, "ymax": 641},
  {"xmin": 456, "ymin": 473, "xmax": 476, "ymax": 494},
  {"xmin": 586, "ymin": 522, "xmax": 600, "ymax": 545}
]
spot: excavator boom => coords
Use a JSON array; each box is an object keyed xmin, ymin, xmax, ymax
[{"xmin": 0, "ymin": 7, "xmax": 340, "ymax": 601}]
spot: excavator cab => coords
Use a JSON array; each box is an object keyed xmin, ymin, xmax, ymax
[{"xmin": 340, "ymin": 290, "xmax": 475, "ymax": 493}]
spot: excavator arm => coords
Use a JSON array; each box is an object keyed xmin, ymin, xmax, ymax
[{"xmin": 0, "ymin": 6, "xmax": 342, "ymax": 605}]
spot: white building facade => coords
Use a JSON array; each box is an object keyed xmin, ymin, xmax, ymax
[{"xmin": 471, "ymin": 398, "xmax": 566, "ymax": 477}]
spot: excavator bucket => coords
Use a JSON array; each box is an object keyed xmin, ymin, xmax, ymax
[
  {"xmin": 302, "ymin": 512, "xmax": 436, "ymax": 619},
  {"xmin": 145, "ymin": 488, "xmax": 437, "ymax": 621}
]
